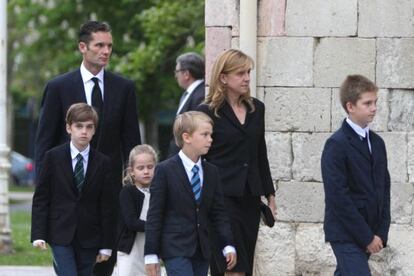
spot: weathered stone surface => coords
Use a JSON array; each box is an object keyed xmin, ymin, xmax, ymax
[
  {"xmin": 407, "ymin": 133, "xmax": 414, "ymax": 183},
  {"xmin": 292, "ymin": 133, "xmax": 331, "ymax": 182},
  {"xmin": 383, "ymin": 225, "xmax": 414, "ymax": 275},
  {"xmin": 388, "ymin": 89, "xmax": 414, "ymax": 131},
  {"xmin": 315, "ymin": 38, "xmax": 376, "ymax": 88},
  {"xmin": 205, "ymin": 0, "xmax": 238, "ymax": 36},
  {"xmin": 264, "ymin": 87, "xmax": 331, "ymax": 132},
  {"xmin": 257, "ymin": 37, "xmax": 314, "ymax": 86},
  {"xmin": 359, "ymin": 0, "xmax": 414, "ymax": 37},
  {"xmin": 265, "ymin": 132, "xmax": 292, "ymax": 181},
  {"xmin": 295, "ymin": 224, "xmax": 336, "ymax": 274},
  {"xmin": 258, "ymin": 0, "xmax": 286, "ymax": 36},
  {"xmin": 381, "ymin": 132, "xmax": 408, "ymax": 184},
  {"xmin": 331, "ymin": 89, "xmax": 389, "ymax": 132},
  {"xmin": 377, "ymin": 38, "xmax": 414, "ymax": 89},
  {"xmin": 205, "ymin": 27, "xmax": 232, "ymax": 85},
  {"xmin": 276, "ymin": 182, "xmax": 324, "ymax": 222},
  {"xmin": 286, "ymin": 0, "xmax": 357, "ymax": 36},
  {"xmin": 390, "ymin": 182, "xmax": 413, "ymax": 224},
  {"xmin": 254, "ymin": 222, "xmax": 296, "ymax": 275}
]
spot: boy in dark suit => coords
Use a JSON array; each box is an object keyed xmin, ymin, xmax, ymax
[
  {"xmin": 145, "ymin": 111, "xmax": 237, "ymax": 276},
  {"xmin": 31, "ymin": 103, "xmax": 116, "ymax": 276},
  {"xmin": 321, "ymin": 75, "xmax": 391, "ymax": 276}
]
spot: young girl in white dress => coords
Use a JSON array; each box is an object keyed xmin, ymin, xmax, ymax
[{"xmin": 116, "ymin": 144, "xmax": 158, "ymax": 276}]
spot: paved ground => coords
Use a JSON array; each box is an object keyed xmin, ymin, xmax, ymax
[{"xmin": 0, "ymin": 266, "xmax": 54, "ymax": 276}]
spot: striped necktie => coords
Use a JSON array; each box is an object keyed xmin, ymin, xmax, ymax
[
  {"xmin": 74, "ymin": 153, "xmax": 85, "ymax": 191},
  {"xmin": 191, "ymin": 165, "xmax": 201, "ymax": 203}
]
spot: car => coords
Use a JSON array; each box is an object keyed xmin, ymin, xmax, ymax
[{"xmin": 10, "ymin": 151, "xmax": 35, "ymax": 186}]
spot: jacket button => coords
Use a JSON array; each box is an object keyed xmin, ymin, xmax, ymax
[
  {"xmin": 197, "ymin": 223, "xmax": 200, "ymax": 227},
  {"xmin": 243, "ymin": 163, "xmax": 248, "ymax": 167}
]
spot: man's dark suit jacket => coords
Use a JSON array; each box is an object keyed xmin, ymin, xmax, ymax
[
  {"xmin": 196, "ymin": 98, "xmax": 275, "ymax": 197},
  {"xmin": 117, "ymin": 184, "xmax": 146, "ymax": 254},
  {"xmin": 31, "ymin": 143, "xmax": 117, "ymax": 249},
  {"xmin": 168, "ymin": 81, "xmax": 205, "ymax": 156},
  {"xmin": 321, "ymin": 120, "xmax": 391, "ymax": 249},
  {"xmin": 35, "ymin": 69, "xmax": 141, "ymax": 190},
  {"xmin": 144, "ymin": 154, "xmax": 233, "ymax": 260}
]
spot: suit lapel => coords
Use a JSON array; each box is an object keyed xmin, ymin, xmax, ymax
[
  {"xmin": 221, "ymin": 101, "xmax": 247, "ymax": 134},
  {"xmin": 60, "ymin": 144, "xmax": 78, "ymax": 194},
  {"xmin": 342, "ymin": 121, "xmax": 371, "ymax": 162},
  {"xmin": 173, "ymin": 155, "xmax": 197, "ymax": 205},
  {"xmin": 72, "ymin": 69, "xmax": 87, "ymax": 103},
  {"xmin": 83, "ymin": 149, "xmax": 99, "ymax": 194}
]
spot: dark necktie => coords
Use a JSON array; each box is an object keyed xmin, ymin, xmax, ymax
[
  {"xmin": 91, "ymin": 77, "xmax": 103, "ymax": 118},
  {"xmin": 362, "ymin": 135, "xmax": 371, "ymax": 155},
  {"xmin": 74, "ymin": 153, "xmax": 85, "ymax": 192},
  {"xmin": 191, "ymin": 165, "xmax": 201, "ymax": 203}
]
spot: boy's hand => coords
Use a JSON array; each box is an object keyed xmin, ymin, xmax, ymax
[
  {"xmin": 146, "ymin": 263, "xmax": 160, "ymax": 276},
  {"xmin": 226, "ymin": 252, "xmax": 237, "ymax": 270},
  {"xmin": 267, "ymin": 194, "xmax": 277, "ymax": 218},
  {"xmin": 96, "ymin": 253, "xmax": 110, "ymax": 263},
  {"xmin": 366, "ymin": 235, "xmax": 383, "ymax": 254},
  {"xmin": 33, "ymin": 240, "xmax": 47, "ymax": 250}
]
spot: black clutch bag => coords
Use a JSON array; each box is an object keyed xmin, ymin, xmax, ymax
[{"xmin": 260, "ymin": 201, "xmax": 275, "ymax": 227}]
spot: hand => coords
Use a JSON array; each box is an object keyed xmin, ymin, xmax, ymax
[
  {"xmin": 226, "ymin": 252, "xmax": 237, "ymax": 270},
  {"xmin": 33, "ymin": 240, "xmax": 47, "ymax": 250},
  {"xmin": 366, "ymin": 235, "xmax": 383, "ymax": 254},
  {"xmin": 96, "ymin": 254, "xmax": 110, "ymax": 263},
  {"xmin": 267, "ymin": 194, "xmax": 277, "ymax": 218},
  {"xmin": 146, "ymin": 263, "xmax": 160, "ymax": 276}
]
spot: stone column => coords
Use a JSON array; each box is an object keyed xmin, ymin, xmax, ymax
[{"xmin": 0, "ymin": 0, "xmax": 12, "ymax": 254}]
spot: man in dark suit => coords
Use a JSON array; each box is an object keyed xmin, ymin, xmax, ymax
[
  {"xmin": 321, "ymin": 75, "xmax": 391, "ymax": 276},
  {"xmin": 31, "ymin": 103, "xmax": 116, "ymax": 276},
  {"xmin": 34, "ymin": 21, "xmax": 141, "ymax": 275},
  {"xmin": 145, "ymin": 111, "xmax": 236, "ymax": 276},
  {"xmin": 168, "ymin": 52, "xmax": 205, "ymax": 156}
]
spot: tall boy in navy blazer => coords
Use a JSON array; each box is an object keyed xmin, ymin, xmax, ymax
[
  {"xmin": 145, "ymin": 111, "xmax": 236, "ymax": 276},
  {"xmin": 31, "ymin": 103, "xmax": 117, "ymax": 276},
  {"xmin": 321, "ymin": 75, "xmax": 391, "ymax": 276}
]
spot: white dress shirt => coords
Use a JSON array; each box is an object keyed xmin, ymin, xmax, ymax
[
  {"xmin": 346, "ymin": 117, "xmax": 372, "ymax": 153},
  {"xmin": 80, "ymin": 62, "xmax": 105, "ymax": 105}
]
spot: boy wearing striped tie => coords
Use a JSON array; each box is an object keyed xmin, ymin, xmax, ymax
[{"xmin": 145, "ymin": 111, "xmax": 236, "ymax": 276}]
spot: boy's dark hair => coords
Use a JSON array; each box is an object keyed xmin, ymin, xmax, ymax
[
  {"xmin": 78, "ymin": 21, "xmax": 112, "ymax": 44},
  {"xmin": 66, "ymin": 103, "xmax": 99, "ymax": 127},
  {"xmin": 176, "ymin": 52, "xmax": 205, "ymax": 80},
  {"xmin": 173, "ymin": 111, "xmax": 213, "ymax": 148},
  {"xmin": 340, "ymin": 75, "xmax": 378, "ymax": 113}
]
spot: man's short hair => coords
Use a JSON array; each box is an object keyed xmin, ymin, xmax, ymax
[
  {"xmin": 66, "ymin": 103, "xmax": 99, "ymax": 127},
  {"xmin": 340, "ymin": 74, "xmax": 378, "ymax": 113},
  {"xmin": 176, "ymin": 52, "xmax": 205, "ymax": 80},
  {"xmin": 173, "ymin": 111, "xmax": 213, "ymax": 148},
  {"xmin": 78, "ymin": 21, "xmax": 112, "ymax": 44}
]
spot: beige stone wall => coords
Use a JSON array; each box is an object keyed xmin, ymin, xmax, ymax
[{"xmin": 206, "ymin": 0, "xmax": 414, "ymax": 275}]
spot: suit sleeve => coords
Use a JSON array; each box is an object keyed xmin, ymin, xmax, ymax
[
  {"xmin": 100, "ymin": 158, "xmax": 117, "ymax": 249},
  {"xmin": 31, "ymin": 151, "xmax": 52, "ymax": 242},
  {"xmin": 144, "ymin": 165, "xmax": 167, "ymax": 256},
  {"xmin": 35, "ymin": 83, "xmax": 63, "ymax": 180},
  {"xmin": 120, "ymin": 81, "xmax": 141, "ymax": 163},
  {"xmin": 321, "ymin": 138, "xmax": 374, "ymax": 248},
  {"xmin": 376, "ymin": 143, "xmax": 391, "ymax": 246},
  {"xmin": 119, "ymin": 187, "xmax": 145, "ymax": 232}
]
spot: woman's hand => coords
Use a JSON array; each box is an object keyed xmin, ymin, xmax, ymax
[{"xmin": 267, "ymin": 194, "xmax": 277, "ymax": 219}]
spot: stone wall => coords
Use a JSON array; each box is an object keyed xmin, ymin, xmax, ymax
[{"xmin": 206, "ymin": 0, "xmax": 414, "ymax": 275}]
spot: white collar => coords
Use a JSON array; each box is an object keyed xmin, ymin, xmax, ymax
[
  {"xmin": 185, "ymin": 79, "xmax": 203, "ymax": 94},
  {"xmin": 346, "ymin": 117, "xmax": 369, "ymax": 138},
  {"xmin": 70, "ymin": 141, "xmax": 90, "ymax": 160},
  {"xmin": 80, "ymin": 62, "xmax": 104, "ymax": 84},
  {"xmin": 178, "ymin": 150, "xmax": 202, "ymax": 171}
]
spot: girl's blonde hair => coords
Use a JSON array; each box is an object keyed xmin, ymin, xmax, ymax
[
  {"xmin": 123, "ymin": 144, "xmax": 158, "ymax": 186},
  {"xmin": 205, "ymin": 49, "xmax": 255, "ymax": 116}
]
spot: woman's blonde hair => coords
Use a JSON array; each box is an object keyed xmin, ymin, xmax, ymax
[
  {"xmin": 123, "ymin": 144, "xmax": 158, "ymax": 186},
  {"xmin": 205, "ymin": 49, "xmax": 255, "ymax": 116}
]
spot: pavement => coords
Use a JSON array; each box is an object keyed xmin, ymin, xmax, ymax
[{"xmin": 0, "ymin": 266, "xmax": 55, "ymax": 276}]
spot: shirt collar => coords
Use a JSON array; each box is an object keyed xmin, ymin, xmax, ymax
[
  {"xmin": 80, "ymin": 62, "xmax": 104, "ymax": 84},
  {"xmin": 346, "ymin": 117, "xmax": 369, "ymax": 138},
  {"xmin": 178, "ymin": 150, "xmax": 202, "ymax": 171},
  {"xmin": 70, "ymin": 141, "xmax": 90, "ymax": 160},
  {"xmin": 185, "ymin": 79, "xmax": 203, "ymax": 94}
]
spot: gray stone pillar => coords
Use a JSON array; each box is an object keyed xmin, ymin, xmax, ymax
[{"xmin": 0, "ymin": 0, "xmax": 12, "ymax": 254}]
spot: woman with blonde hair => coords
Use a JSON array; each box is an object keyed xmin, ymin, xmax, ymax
[{"xmin": 197, "ymin": 49, "xmax": 277, "ymax": 276}]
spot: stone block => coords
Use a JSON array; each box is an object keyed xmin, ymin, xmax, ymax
[
  {"xmin": 258, "ymin": 0, "xmax": 286, "ymax": 36},
  {"xmin": 407, "ymin": 133, "xmax": 414, "ymax": 183},
  {"xmin": 257, "ymin": 37, "xmax": 314, "ymax": 87},
  {"xmin": 332, "ymin": 89, "xmax": 389, "ymax": 132},
  {"xmin": 265, "ymin": 132, "xmax": 292, "ymax": 181},
  {"xmin": 205, "ymin": 0, "xmax": 238, "ymax": 30},
  {"xmin": 275, "ymin": 182, "xmax": 325, "ymax": 222},
  {"xmin": 390, "ymin": 182, "xmax": 413, "ymax": 224},
  {"xmin": 205, "ymin": 27, "xmax": 232, "ymax": 85},
  {"xmin": 381, "ymin": 132, "xmax": 408, "ymax": 184},
  {"xmin": 315, "ymin": 38, "xmax": 376, "ymax": 87},
  {"xmin": 264, "ymin": 87, "xmax": 331, "ymax": 132},
  {"xmin": 359, "ymin": 0, "xmax": 414, "ymax": 37},
  {"xmin": 254, "ymin": 222, "xmax": 296, "ymax": 275},
  {"xmin": 292, "ymin": 133, "xmax": 331, "ymax": 182},
  {"xmin": 295, "ymin": 224, "xmax": 336, "ymax": 274},
  {"xmin": 286, "ymin": 0, "xmax": 357, "ymax": 36},
  {"xmin": 384, "ymin": 224, "xmax": 414, "ymax": 275},
  {"xmin": 389, "ymin": 90, "xmax": 414, "ymax": 131},
  {"xmin": 377, "ymin": 38, "xmax": 414, "ymax": 89}
]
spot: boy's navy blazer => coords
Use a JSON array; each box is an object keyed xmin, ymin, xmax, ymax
[
  {"xmin": 144, "ymin": 154, "xmax": 233, "ymax": 260},
  {"xmin": 321, "ymin": 120, "xmax": 391, "ymax": 249},
  {"xmin": 117, "ymin": 184, "xmax": 146, "ymax": 254},
  {"xmin": 31, "ymin": 142, "xmax": 117, "ymax": 249}
]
